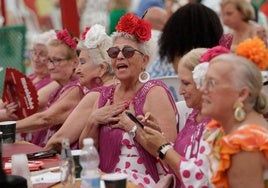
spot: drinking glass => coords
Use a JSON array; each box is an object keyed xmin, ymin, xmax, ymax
[{"xmin": 11, "ymin": 153, "xmax": 33, "ymax": 188}]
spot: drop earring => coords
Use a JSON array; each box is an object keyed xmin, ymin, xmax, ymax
[{"xmin": 233, "ymin": 101, "xmax": 246, "ymax": 122}]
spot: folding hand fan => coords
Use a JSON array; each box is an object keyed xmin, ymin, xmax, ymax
[{"xmin": 2, "ymin": 68, "xmax": 39, "ymax": 119}]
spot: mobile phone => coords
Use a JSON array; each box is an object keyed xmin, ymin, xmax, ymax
[
  {"xmin": 27, "ymin": 150, "xmax": 57, "ymax": 160},
  {"xmin": 125, "ymin": 111, "xmax": 144, "ymax": 129}
]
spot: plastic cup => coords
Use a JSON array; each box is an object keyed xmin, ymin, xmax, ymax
[
  {"xmin": 11, "ymin": 153, "xmax": 32, "ymax": 188},
  {"xmin": 0, "ymin": 121, "xmax": 16, "ymax": 143},
  {"xmin": 102, "ymin": 173, "xmax": 128, "ymax": 188}
]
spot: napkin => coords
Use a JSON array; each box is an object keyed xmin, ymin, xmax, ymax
[{"xmin": 31, "ymin": 171, "xmax": 61, "ymax": 184}]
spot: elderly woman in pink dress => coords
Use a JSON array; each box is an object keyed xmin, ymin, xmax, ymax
[
  {"xmin": 45, "ymin": 24, "xmax": 114, "ymax": 152},
  {"xmin": 28, "ymin": 30, "xmax": 59, "ymax": 111},
  {"xmin": 15, "ymin": 29, "xmax": 84, "ymax": 147},
  {"xmin": 131, "ymin": 45, "xmax": 231, "ymax": 187},
  {"xmin": 17, "ymin": 30, "xmax": 60, "ymax": 142},
  {"xmin": 78, "ymin": 13, "xmax": 178, "ymax": 187}
]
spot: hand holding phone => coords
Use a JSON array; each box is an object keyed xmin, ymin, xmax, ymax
[
  {"xmin": 125, "ymin": 111, "xmax": 144, "ymax": 129},
  {"xmin": 27, "ymin": 150, "xmax": 57, "ymax": 160}
]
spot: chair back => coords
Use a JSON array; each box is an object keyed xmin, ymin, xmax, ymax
[
  {"xmin": 154, "ymin": 76, "xmax": 183, "ymax": 102},
  {"xmin": 0, "ymin": 25, "xmax": 26, "ymax": 96}
]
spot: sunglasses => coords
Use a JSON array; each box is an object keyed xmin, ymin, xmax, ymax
[{"xmin": 107, "ymin": 46, "xmax": 144, "ymax": 59}]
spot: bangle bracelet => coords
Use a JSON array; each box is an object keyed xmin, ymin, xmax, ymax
[{"xmin": 158, "ymin": 143, "xmax": 172, "ymax": 160}]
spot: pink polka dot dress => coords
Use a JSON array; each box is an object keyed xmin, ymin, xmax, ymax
[
  {"xmin": 173, "ymin": 110, "xmax": 214, "ymax": 187},
  {"xmin": 114, "ymin": 133, "xmax": 165, "ymax": 188}
]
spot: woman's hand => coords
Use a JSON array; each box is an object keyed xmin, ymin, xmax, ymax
[
  {"xmin": 90, "ymin": 100, "xmax": 126, "ymax": 126},
  {"xmin": 112, "ymin": 110, "xmax": 136, "ymax": 132},
  {"xmin": 256, "ymin": 25, "xmax": 267, "ymax": 45},
  {"xmin": 2, "ymin": 102, "xmax": 18, "ymax": 120},
  {"xmin": 140, "ymin": 126, "xmax": 168, "ymax": 157},
  {"xmin": 138, "ymin": 112, "xmax": 162, "ymax": 133}
]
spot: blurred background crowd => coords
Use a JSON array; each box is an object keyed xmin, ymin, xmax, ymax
[{"xmin": 0, "ymin": 0, "xmax": 268, "ymax": 74}]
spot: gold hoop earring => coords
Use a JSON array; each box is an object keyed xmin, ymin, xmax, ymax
[{"xmin": 233, "ymin": 101, "xmax": 246, "ymax": 122}]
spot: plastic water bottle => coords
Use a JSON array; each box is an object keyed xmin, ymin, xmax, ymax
[
  {"xmin": 80, "ymin": 138, "xmax": 100, "ymax": 188},
  {"xmin": 60, "ymin": 138, "xmax": 75, "ymax": 188}
]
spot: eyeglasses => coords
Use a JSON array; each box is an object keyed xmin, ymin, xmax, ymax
[
  {"xmin": 201, "ymin": 78, "xmax": 216, "ymax": 91},
  {"xmin": 29, "ymin": 50, "xmax": 47, "ymax": 61},
  {"xmin": 107, "ymin": 46, "xmax": 144, "ymax": 59},
  {"xmin": 47, "ymin": 58, "xmax": 69, "ymax": 66}
]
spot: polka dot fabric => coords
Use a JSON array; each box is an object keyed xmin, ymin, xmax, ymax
[
  {"xmin": 177, "ymin": 127, "xmax": 218, "ymax": 188},
  {"xmin": 114, "ymin": 133, "xmax": 159, "ymax": 188}
]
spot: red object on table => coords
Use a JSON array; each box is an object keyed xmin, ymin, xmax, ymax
[{"xmin": 2, "ymin": 142, "xmax": 60, "ymax": 187}]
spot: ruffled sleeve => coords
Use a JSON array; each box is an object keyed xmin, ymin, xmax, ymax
[{"xmin": 211, "ymin": 124, "xmax": 268, "ymax": 187}]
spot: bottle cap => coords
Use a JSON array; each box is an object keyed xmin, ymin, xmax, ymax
[{"xmin": 83, "ymin": 138, "xmax": 93, "ymax": 146}]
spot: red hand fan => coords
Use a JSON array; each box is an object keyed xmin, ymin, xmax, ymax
[{"xmin": 2, "ymin": 68, "xmax": 39, "ymax": 119}]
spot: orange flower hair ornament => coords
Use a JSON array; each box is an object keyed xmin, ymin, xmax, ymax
[
  {"xmin": 235, "ymin": 37, "xmax": 268, "ymax": 70},
  {"xmin": 116, "ymin": 13, "xmax": 152, "ymax": 42},
  {"xmin": 56, "ymin": 29, "xmax": 77, "ymax": 50}
]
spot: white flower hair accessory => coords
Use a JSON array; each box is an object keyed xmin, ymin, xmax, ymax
[
  {"xmin": 192, "ymin": 62, "xmax": 209, "ymax": 89},
  {"xmin": 193, "ymin": 45, "xmax": 231, "ymax": 89},
  {"xmin": 84, "ymin": 24, "xmax": 107, "ymax": 49}
]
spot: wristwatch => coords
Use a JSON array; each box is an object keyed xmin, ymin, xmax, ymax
[
  {"xmin": 128, "ymin": 125, "xmax": 137, "ymax": 139},
  {"xmin": 158, "ymin": 143, "xmax": 172, "ymax": 160}
]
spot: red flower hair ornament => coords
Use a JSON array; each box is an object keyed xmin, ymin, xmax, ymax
[
  {"xmin": 116, "ymin": 13, "xmax": 152, "ymax": 42},
  {"xmin": 81, "ymin": 27, "xmax": 91, "ymax": 40},
  {"xmin": 56, "ymin": 29, "xmax": 77, "ymax": 50}
]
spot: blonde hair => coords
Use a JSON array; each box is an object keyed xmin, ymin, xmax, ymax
[
  {"xmin": 179, "ymin": 48, "xmax": 207, "ymax": 71},
  {"xmin": 48, "ymin": 39, "xmax": 78, "ymax": 60},
  {"xmin": 221, "ymin": 0, "xmax": 255, "ymax": 22}
]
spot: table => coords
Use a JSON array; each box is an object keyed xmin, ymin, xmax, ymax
[
  {"xmin": 50, "ymin": 179, "xmax": 137, "ymax": 188},
  {"xmin": 3, "ymin": 142, "xmax": 60, "ymax": 188},
  {"xmin": 3, "ymin": 142, "xmax": 137, "ymax": 188}
]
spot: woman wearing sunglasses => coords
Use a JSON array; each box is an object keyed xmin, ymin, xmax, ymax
[
  {"xmin": 78, "ymin": 13, "xmax": 178, "ymax": 187},
  {"xmin": 45, "ymin": 24, "xmax": 114, "ymax": 152},
  {"xmin": 15, "ymin": 29, "xmax": 84, "ymax": 147}
]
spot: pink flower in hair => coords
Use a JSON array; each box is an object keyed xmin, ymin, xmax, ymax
[
  {"xmin": 193, "ymin": 46, "xmax": 231, "ymax": 89},
  {"xmin": 56, "ymin": 29, "xmax": 77, "ymax": 50},
  {"xmin": 200, "ymin": 46, "xmax": 230, "ymax": 63}
]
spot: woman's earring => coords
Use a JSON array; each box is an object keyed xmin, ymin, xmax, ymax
[
  {"xmin": 233, "ymin": 101, "xmax": 246, "ymax": 122},
  {"xmin": 139, "ymin": 70, "xmax": 150, "ymax": 83}
]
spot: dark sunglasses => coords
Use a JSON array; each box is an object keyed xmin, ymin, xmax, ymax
[{"xmin": 107, "ymin": 46, "xmax": 144, "ymax": 59}]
